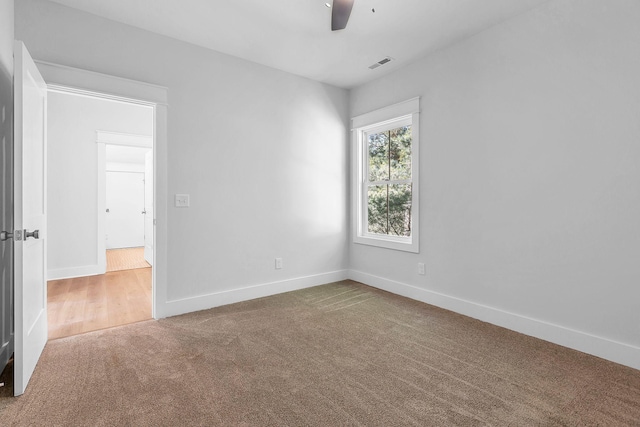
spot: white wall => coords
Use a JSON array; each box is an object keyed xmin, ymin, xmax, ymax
[
  {"xmin": 17, "ymin": 0, "xmax": 349, "ymax": 313},
  {"xmin": 47, "ymin": 91, "xmax": 153, "ymax": 279},
  {"xmin": 0, "ymin": 0, "xmax": 14, "ymax": 372},
  {"xmin": 349, "ymin": 0, "xmax": 640, "ymax": 369},
  {"xmin": 106, "ymin": 145, "xmax": 148, "ymax": 172}
]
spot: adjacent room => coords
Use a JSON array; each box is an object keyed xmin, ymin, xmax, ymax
[
  {"xmin": 1, "ymin": 0, "xmax": 639, "ymax": 424},
  {"xmin": 46, "ymin": 90, "xmax": 155, "ymax": 339}
]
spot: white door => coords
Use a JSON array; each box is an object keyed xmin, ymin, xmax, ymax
[
  {"xmin": 143, "ymin": 150, "xmax": 153, "ymax": 265},
  {"xmin": 105, "ymin": 171, "xmax": 145, "ymax": 249},
  {"xmin": 13, "ymin": 41, "xmax": 48, "ymax": 396}
]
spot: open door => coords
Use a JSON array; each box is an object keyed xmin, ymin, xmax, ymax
[
  {"xmin": 13, "ymin": 41, "xmax": 48, "ymax": 396},
  {"xmin": 143, "ymin": 150, "xmax": 153, "ymax": 265}
]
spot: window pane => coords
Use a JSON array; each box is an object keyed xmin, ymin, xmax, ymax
[
  {"xmin": 390, "ymin": 125, "xmax": 412, "ymax": 181},
  {"xmin": 367, "ymin": 185, "xmax": 388, "ymax": 235},
  {"xmin": 368, "ymin": 131, "xmax": 389, "ymax": 182},
  {"xmin": 367, "ymin": 184, "xmax": 412, "ymax": 236},
  {"xmin": 388, "ymin": 184, "xmax": 412, "ymax": 236}
]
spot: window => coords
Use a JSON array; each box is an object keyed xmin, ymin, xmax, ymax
[{"xmin": 352, "ymin": 98, "xmax": 419, "ymax": 252}]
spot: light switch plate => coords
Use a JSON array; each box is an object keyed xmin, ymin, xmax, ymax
[{"xmin": 175, "ymin": 194, "xmax": 190, "ymax": 207}]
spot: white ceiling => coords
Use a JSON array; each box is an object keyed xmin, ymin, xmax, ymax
[{"xmin": 47, "ymin": 0, "xmax": 550, "ymax": 88}]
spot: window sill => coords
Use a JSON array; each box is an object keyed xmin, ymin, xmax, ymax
[{"xmin": 354, "ymin": 234, "xmax": 419, "ymax": 253}]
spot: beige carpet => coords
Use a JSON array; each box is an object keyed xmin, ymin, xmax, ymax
[
  {"xmin": 1, "ymin": 280, "xmax": 639, "ymax": 425},
  {"xmin": 106, "ymin": 247, "xmax": 150, "ymax": 272}
]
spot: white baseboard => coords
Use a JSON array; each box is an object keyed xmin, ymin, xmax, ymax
[
  {"xmin": 161, "ymin": 270, "xmax": 349, "ymax": 318},
  {"xmin": 48, "ymin": 265, "xmax": 104, "ymax": 280},
  {"xmin": 348, "ymin": 269, "xmax": 640, "ymax": 371}
]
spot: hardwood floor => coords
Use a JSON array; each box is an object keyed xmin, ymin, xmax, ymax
[
  {"xmin": 106, "ymin": 247, "xmax": 150, "ymax": 272},
  {"xmin": 47, "ymin": 268, "xmax": 152, "ymax": 340}
]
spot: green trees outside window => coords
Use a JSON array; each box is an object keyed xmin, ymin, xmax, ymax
[{"xmin": 366, "ymin": 125, "xmax": 412, "ymax": 236}]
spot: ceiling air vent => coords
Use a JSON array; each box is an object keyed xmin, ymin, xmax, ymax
[{"xmin": 369, "ymin": 57, "xmax": 393, "ymax": 70}]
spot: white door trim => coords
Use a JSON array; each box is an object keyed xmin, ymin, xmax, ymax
[
  {"xmin": 35, "ymin": 60, "xmax": 167, "ymax": 106},
  {"xmin": 36, "ymin": 60, "xmax": 168, "ymax": 320}
]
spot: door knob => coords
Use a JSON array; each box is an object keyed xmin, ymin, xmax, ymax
[
  {"xmin": 1, "ymin": 230, "xmax": 23, "ymax": 241},
  {"xmin": 25, "ymin": 229, "xmax": 39, "ymax": 240}
]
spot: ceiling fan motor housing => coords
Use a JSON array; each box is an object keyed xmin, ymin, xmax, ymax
[{"xmin": 331, "ymin": 0, "xmax": 355, "ymax": 31}]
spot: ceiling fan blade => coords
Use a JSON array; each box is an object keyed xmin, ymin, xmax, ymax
[{"xmin": 331, "ymin": 0, "xmax": 355, "ymax": 31}]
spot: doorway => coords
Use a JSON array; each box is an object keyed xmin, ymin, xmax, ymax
[
  {"xmin": 103, "ymin": 141, "xmax": 154, "ymax": 270},
  {"xmin": 11, "ymin": 54, "xmax": 168, "ymax": 395},
  {"xmin": 45, "ymin": 89, "xmax": 155, "ymax": 339}
]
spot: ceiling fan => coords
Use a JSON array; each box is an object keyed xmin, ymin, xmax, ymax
[{"xmin": 329, "ymin": 0, "xmax": 355, "ymax": 31}]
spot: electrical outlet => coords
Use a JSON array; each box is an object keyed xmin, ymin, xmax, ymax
[
  {"xmin": 275, "ymin": 258, "xmax": 283, "ymax": 269},
  {"xmin": 418, "ymin": 262, "xmax": 425, "ymax": 275}
]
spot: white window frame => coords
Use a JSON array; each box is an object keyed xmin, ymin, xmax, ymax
[{"xmin": 352, "ymin": 98, "xmax": 420, "ymax": 253}]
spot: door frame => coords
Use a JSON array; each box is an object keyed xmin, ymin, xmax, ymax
[{"xmin": 35, "ymin": 60, "xmax": 168, "ymax": 319}]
